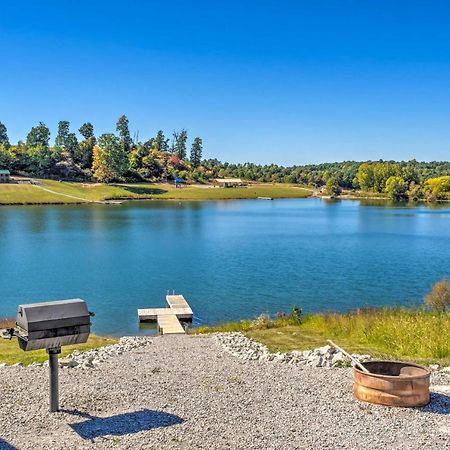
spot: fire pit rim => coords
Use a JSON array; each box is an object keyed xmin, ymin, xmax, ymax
[{"xmin": 353, "ymin": 360, "xmax": 431, "ymax": 379}]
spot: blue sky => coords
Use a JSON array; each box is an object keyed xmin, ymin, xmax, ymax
[{"xmin": 1, "ymin": 1, "xmax": 450, "ymax": 165}]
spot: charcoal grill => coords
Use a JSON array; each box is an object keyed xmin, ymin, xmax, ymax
[{"xmin": 1, "ymin": 299, "xmax": 94, "ymax": 412}]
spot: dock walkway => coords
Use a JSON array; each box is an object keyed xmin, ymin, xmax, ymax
[{"xmin": 138, "ymin": 294, "xmax": 193, "ymax": 335}]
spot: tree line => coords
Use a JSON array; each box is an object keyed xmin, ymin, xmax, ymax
[
  {"xmin": 1, "ymin": 117, "xmax": 450, "ymax": 200},
  {"xmin": 0, "ymin": 116, "xmax": 203, "ymax": 183}
]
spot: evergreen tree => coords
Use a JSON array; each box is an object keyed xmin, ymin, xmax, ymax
[
  {"xmin": 153, "ymin": 130, "xmax": 169, "ymax": 152},
  {"xmin": 190, "ymin": 137, "xmax": 203, "ymax": 167},
  {"xmin": 116, "ymin": 115, "xmax": 132, "ymax": 153},
  {"xmin": 26, "ymin": 122, "xmax": 50, "ymax": 148},
  {"xmin": 0, "ymin": 121, "xmax": 10, "ymax": 148},
  {"xmin": 55, "ymin": 121, "xmax": 70, "ymax": 148},
  {"xmin": 79, "ymin": 122, "xmax": 95, "ymax": 140},
  {"xmin": 78, "ymin": 122, "xmax": 96, "ymax": 169},
  {"xmin": 173, "ymin": 129, "xmax": 188, "ymax": 160}
]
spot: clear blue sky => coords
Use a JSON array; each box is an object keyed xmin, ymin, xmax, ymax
[{"xmin": 1, "ymin": 1, "xmax": 450, "ymax": 165}]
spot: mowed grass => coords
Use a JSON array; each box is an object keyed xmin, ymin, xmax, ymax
[
  {"xmin": 145, "ymin": 183, "xmax": 311, "ymax": 200},
  {"xmin": 0, "ymin": 183, "xmax": 82, "ymax": 204},
  {"xmin": 0, "ymin": 319, "xmax": 118, "ymax": 365},
  {"xmin": 194, "ymin": 308, "xmax": 450, "ymax": 366},
  {"xmin": 0, "ymin": 180, "xmax": 312, "ymax": 204}
]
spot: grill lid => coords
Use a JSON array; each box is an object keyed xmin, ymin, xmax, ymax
[{"xmin": 16, "ymin": 299, "xmax": 90, "ymax": 332}]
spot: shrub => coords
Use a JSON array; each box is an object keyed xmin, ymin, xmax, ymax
[
  {"xmin": 289, "ymin": 305, "xmax": 302, "ymax": 325},
  {"xmin": 251, "ymin": 314, "xmax": 273, "ymax": 329},
  {"xmin": 424, "ymin": 278, "xmax": 450, "ymax": 312}
]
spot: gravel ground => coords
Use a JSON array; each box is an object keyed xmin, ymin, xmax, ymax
[{"xmin": 0, "ymin": 334, "xmax": 449, "ymax": 450}]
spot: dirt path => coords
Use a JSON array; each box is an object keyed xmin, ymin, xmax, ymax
[{"xmin": 35, "ymin": 185, "xmax": 93, "ymax": 203}]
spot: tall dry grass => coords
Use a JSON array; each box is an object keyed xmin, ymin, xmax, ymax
[
  {"xmin": 302, "ymin": 308, "xmax": 450, "ymax": 360},
  {"xmin": 0, "ymin": 318, "xmax": 14, "ymax": 328},
  {"xmin": 194, "ymin": 307, "xmax": 450, "ymax": 363}
]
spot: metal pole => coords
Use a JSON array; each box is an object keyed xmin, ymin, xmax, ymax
[{"xmin": 47, "ymin": 348, "xmax": 61, "ymax": 412}]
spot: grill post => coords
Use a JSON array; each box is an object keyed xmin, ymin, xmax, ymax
[{"xmin": 47, "ymin": 347, "xmax": 61, "ymax": 413}]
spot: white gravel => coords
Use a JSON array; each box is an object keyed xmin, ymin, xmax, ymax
[{"xmin": 0, "ymin": 334, "xmax": 449, "ymax": 450}]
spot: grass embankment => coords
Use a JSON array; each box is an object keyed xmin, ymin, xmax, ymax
[
  {"xmin": 0, "ymin": 180, "xmax": 312, "ymax": 205},
  {"xmin": 0, "ymin": 319, "xmax": 117, "ymax": 365},
  {"xmin": 194, "ymin": 308, "xmax": 450, "ymax": 366}
]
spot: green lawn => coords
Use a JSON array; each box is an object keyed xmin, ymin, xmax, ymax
[
  {"xmin": 0, "ymin": 334, "xmax": 118, "ymax": 365},
  {"xmin": 194, "ymin": 308, "xmax": 450, "ymax": 366},
  {"xmin": 0, "ymin": 180, "xmax": 312, "ymax": 204},
  {"xmin": 0, "ymin": 183, "xmax": 82, "ymax": 204}
]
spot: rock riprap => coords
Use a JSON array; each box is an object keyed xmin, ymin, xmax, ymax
[
  {"xmin": 60, "ymin": 336, "xmax": 152, "ymax": 369},
  {"xmin": 0, "ymin": 336, "xmax": 152, "ymax": 369},
  {"xmin": 214, "ymin": 332, "xmax": 372, "ymax": 368}
]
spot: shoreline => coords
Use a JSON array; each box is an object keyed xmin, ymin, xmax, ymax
[
  {"xmin": 3, "ymin": 194, "xmax": 450, "ymax": 206},
  {"xmin": 1, "ymin": 179, "xmax": 450, "ymax": 205}
]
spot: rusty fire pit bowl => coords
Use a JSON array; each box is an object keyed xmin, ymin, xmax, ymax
[{"xmin": 353, "ymin": 361, "xmax": 430, "ymax": 407}]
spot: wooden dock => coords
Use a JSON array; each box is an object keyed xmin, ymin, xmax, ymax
[{"xmin": 138, "ymin": 294, "xmax": 193, "ymax": 335}]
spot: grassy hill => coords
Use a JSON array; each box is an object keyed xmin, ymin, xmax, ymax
[{"xmin": 0, "ymin": 180, "xmax": 312, "ymax": 205}]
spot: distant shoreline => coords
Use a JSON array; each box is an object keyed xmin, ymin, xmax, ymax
[{"xmin": 1, "ymin": 179, "xmax": 449, "ymax": 206}]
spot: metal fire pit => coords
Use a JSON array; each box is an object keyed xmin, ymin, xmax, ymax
[
  {"xmin": 353, "ymin": 361, "xmax": 430, "ymax": 407},
  {"xmin": 1, "ymin": 299, "xmax": 94, "ymax": 412}
]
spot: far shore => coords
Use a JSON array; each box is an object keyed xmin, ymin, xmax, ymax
[
  {"xmin": 1, "ymin": 178, "xmax": 448, "ymax": 206},
  {"xmin": 0, "ymin": 179, "xmax": 312, "ymax": 205}
]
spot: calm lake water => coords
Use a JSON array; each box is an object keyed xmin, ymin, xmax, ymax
[{"xmin": 1, "ymin": 198, "xmax": 449, "ymax": 336}]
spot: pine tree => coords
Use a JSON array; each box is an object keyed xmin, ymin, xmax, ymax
[
  {"xmin": 78, "ymin": 122, "xmax": 96, "ymax": 169},
  {"xmin": 0, "ymin": 121, "xmax": 10, "ymax": 148},
  {"xmin": 190, "ymin": 137, "xmax": 203, "ymax": 167},
  {"xmin": 55, "ymin": 121, "xmax": 70, "ymax": 148},
  {"xmin": 79, "ymin": 122, "xmax": 95, "ymax": 141},
  {"xmin": 153, "ymin": 130, "xmax": 169, "ymax": 152},
  {"xmin": 173, "ymin": 129, "xmax": 188, "ymax": 160},
  {"xmin": 116, "ymin": 115, "xmax": 132, "ymax": 153}
]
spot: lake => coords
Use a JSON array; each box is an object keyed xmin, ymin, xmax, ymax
[{"xmin": 0, "ymin": 198, "xmax": 449, "ymax": 336}]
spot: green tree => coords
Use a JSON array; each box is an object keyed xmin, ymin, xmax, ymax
[
  {"xmin": 373, "ymin": 163, "xmax": 400, "ymax": 192},
  {"xmin": 0, "ymin": 144, "xmax": 14, "ymax": 169},
  {"xmin": 153, "ymin": 130, "xmax": 169, "ymax": 152},
  {"xmin": 116, "ymin": 115, "xmax": 132, "ymax": 153},
  {"xmin": 356, "ymin": 163, "xmax": 375, "ymax": 191},
  {"xmin": 190, "ymin": 137, "xmax": 203, "ymax": 167},
  {"xmin": 172, "ymin": 129, "xmax": 188, "ymax": 160},
  {"xmin": 0, "ymin": 121, "xmax": 10, "ymax": 148},
  {"xmin": 325, "ymin": 176, "xmax": 341, "ymax": 196},
  {"xmin": 78, "ymin": 122, "xmax": 96, "ymax": 169},
  {"xmin": 385, "ymin": 176, "xmax": 408, "ymax": 200},
  {"xmin": 55, "ymin": 121, "xmax": 70, "ymax": 148},
  {"xmin": 92, "ymin": 133, "xmax": 128, "ymax": 182},
  {"xmin": 26, "ymin": 122, "xmax": 50, "ymax": 148},
  {"xmin": 140, "ymin": 154, "xmax": 163, "ymax": 179},
  {"xmin": 79, "ymin": 122, "xmax": 95, "ymax": 140},
  {"xmin": 55, "ymin": 120, "xmax": 78, "ymax": 159},
  {"xmin": 424, "ymin": 176, "xmax": 450, "ymax": 200},
  {"xmin": 424, "ymin": 278, "xmax": 450, "ymax": 312},
  {"xmin": 27, "ymin": 145, "xmax": 54, "ymax": 175}
]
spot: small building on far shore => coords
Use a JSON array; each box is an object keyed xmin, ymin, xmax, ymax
[
  {"xmin": 0, "ymin": 170, "xmax": 10, "ymax": 183},
  {"xmin": 215, "ymin": 178, "xmax": 244, "ymax": 188}
]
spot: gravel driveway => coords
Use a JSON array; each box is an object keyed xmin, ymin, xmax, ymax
[{"xmin": 0, "ymin": 335, "xmax": 449, "ymax": 450}]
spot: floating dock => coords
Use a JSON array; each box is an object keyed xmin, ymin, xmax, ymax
[{"xmin": 138, "ymin": 294, "xmax": 193, "ymax": 335}]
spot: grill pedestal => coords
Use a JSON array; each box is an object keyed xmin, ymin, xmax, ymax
[
  {"xmin": 47, "ymin": 348, "xmax": 61, "ymax": 413},
  {"xmin": 1, "ymin": 298, "xmax": 93, "ymax": 413}
]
